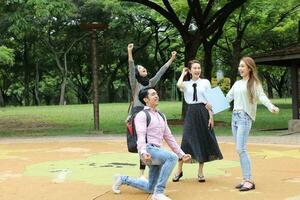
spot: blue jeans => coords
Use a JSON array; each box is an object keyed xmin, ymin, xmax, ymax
[
  {"xmin": 120, "ymin": 144, "xmax": 178, "ymax": 194},
  {"xmin": 231, "ymin": 111, "xmax": 253, "ymax": 180}
]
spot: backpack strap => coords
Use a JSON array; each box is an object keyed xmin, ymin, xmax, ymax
[
  {"xmin": 157, "ymin": 111, "xmax": 166, "ymax": 122},
  {"xmin": 143, "ymin": 110, "xmax": 166, "ymax": 127},
  {"xmin": 142, "ymin": 110, "xmax": 150, "ymax": 144},
  {"xmin": 142, "ymin": 109, "xmax": 166, "ymax": 144},
  {"xmin": 143, "ymin": 110, "xmax": 151, "ymax": 127}
]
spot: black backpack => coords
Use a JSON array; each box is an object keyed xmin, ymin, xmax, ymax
[{"xmin": 126, "ymin": 110, "xmax": 165, "ymax": 153}]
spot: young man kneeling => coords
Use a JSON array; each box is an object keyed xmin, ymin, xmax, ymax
[{"xmin": 112, "ymin": 87, "xmax": 191, "ymax": 200}]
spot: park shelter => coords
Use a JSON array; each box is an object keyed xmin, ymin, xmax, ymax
[{"xmin": 254, "ymin": 42, "xmax": 300, "ymax": 133}]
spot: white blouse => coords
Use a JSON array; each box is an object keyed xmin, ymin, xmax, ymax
[
  {"xmin": 226, "ymin": 79, "xmax": 275, "ymax": 121},
  {"xmin": 182, "ymin": 79, "xmax": 211, "ymax": 104}
]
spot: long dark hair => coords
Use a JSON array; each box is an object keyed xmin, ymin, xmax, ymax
[{"xmin": 135, "ymin": 65, "xmax": 149, "ymax": 86}]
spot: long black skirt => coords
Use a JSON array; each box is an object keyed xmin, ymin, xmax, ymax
[{"xmin": 181, "ymin": 103, "xmax": 223, "ymax": 163}]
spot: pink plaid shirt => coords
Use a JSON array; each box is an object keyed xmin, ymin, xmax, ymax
[{"xmin": 134, "ymin": 106, "xmax": 185, "ymax": 158}]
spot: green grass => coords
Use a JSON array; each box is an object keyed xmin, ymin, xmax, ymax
[{"xmin": 0, "ymin": 98, "xmax": 292, "ymax": 137}]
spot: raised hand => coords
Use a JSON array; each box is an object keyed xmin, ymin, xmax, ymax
[
  {"xmin": 182, "ymin": 67, "xmax": 188, "ymax": 76},
  {"xmin": 128, "ymin": 43, "xmax": 134, "ymax": 51},
  {"xmin": 171, "ymin": 51, "xmax": 177, "ymax": 59},
  {"xmin": 128, "ymin": 43, "xmax": 134, "ymax": 61}
]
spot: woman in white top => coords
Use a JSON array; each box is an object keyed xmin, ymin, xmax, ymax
[
  {"xmin": 226, "ymin": 57, "xmax": 279, "ymax": 191},
  {"xmin": 172, "ymin": 60, "xmax": 223, "ymax": 183}
]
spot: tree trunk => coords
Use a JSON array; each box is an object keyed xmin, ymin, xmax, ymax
[
  {"xmin": 158, "ymin": 81, "xmax": 167, "ymax": 100},
  {"xmin": 34, "ymin": 62, "xmax": 40, "ymax": 105},
  {"xmin": 266, "ymin": 80, "xmax": 274, "ymax": 98},
  {"xmin": 0, "ymin": 88, "xmax": 4, "ymax": 107},
  {"xmin": 107, "ymin": 64, "xmax": 118, "ymax": 103},
  {"xmin": 53, "ymin": 54, "xmax": 66, "ymax": 105},
  {"xmin": 23, "ymin": 39, "xmax": 30, "ymax": 106},
  {"xmin": 229, "ymin": 59, "xmax": 239, "ymax": 87},
  {"xmin": 184, "ymin": 40, "xmax": 199, "ymax": 66},
  {"xmin": 59, "ymin": 52, "xmax": 70, "ymax": 105},
  {"xmin": 107, "ymin": 80, "xmax": 115, "ymax": 102},
  {"xmin": 59, "ymin": 76, "xmax": 67, "ymax": 105},
  {"xmin": 277, "ymin": 70, "xmax": 288, "ymax": 98},
  {"xmin": 203, "ymin": 41, "xmax": 213, "ymax": 81},
  {"xmin": 229, "ymin": 40, "xmax": 242, "ymax": 87},
  {"xmin": 277, "ymin": 87, "xmax": 283, "ymax": 98},
  {"xmin": 77, "ymin": 86, "xmax": 89, "ymax": 104},
  {"xmin": 276, "ymin": 84, "xmax": 283, "ymax": 98},
  {"xmin": 263, "ymin": 74, "xmax": 274, "ymax": 98},
  {"xmin": 45, "ymin": 95, "xmax": 51, "ymax": 105},
  {"xmin": 55, "ymin": 57, "xmax": 68, "ymax": 105},
  {"xmin": 46, "ymin": 33, "xmax": 89, "ymax": 105}
]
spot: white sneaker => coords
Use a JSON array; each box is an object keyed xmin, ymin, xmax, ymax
[
  {"xmin": 151, "ymin": 193, "xmax": 172, "ymax": 200},
  {"xmin": 112, "ymin": 174, "xmax": 122, "ymax": 194}
]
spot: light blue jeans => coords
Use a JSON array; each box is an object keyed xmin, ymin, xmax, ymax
[
  {"xmin": 120, "ymin": 144, "xmax": 178, "ymax": 194},
  {"xmin": 231, "ymin": 111, "xmax": 253, "ymax": 180}
]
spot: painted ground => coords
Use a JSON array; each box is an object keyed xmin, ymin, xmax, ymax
[{"xmin": 0, "ymin": 138, "xmax": 299, "ymax": 200}]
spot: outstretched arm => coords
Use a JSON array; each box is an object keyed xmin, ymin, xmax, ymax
[
  {"xmin": 257, "ymin": 84, "xmax": 280, "ymax": 113},
  {"xmin": 165, "ymin": 51, "xmax": 177, "ymax": 67},
  {"xmin": 128, "ymin": 43, "xmax": 133, "ymax": 61},
  {"xmin": 163, "ymin": 121, "xmax": 191, "ymax": 162},
  {"xmin": 163, "ymin": 119, "xmax": 185, "ymax": 158},
  {"xmin": 128, "ymin": 43, "xmax": 136, "ymax": 89},
  {"xmin": 149, "ymin": 51, "xmax": 177, "ymax": 86}
]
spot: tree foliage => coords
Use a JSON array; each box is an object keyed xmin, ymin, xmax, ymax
[
  {"xmin": 0, "ymin": 46, "xmax": 14, "ymax": 66},
  {"xmin": 0, "ymin": 0, "xmax": 298, "ymax": 106}
]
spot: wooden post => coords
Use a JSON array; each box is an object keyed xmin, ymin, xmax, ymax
[
  {"xmin": 291, "ymin": 64, "xmax": 299, "ymax": 119},
  {"xmin": 80, "ymin": 23, "xmax": 107, "ymax": 131},
  {"xmin": 91, "ymin": 30, "xmax": 99, "ymax": 130},
  {"xmin": 298, "ymin": 20, "xmax": 300, "ymax": 42}
]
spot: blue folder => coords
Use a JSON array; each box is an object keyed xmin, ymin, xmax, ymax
[{"xmin": 204, "ymin": 86, "xmax": 230, "ymax": 114}]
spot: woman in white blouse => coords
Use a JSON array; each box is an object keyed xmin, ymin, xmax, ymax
[
  {"xmin": 226, "ymin": 57, "xmax": 279, "ymax": 191},
  {"xmin": 172, "ymin": 60, "xmax": 223, "ymax": 183}
]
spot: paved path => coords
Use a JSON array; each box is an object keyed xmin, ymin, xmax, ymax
[
  {"xmin": 218, "ymin": 134, "xmax": 300, "ymax": 146},
  {"xmin": 0, "ymin": 134, "xmax": 299, "ymax": 200},
  {"xmin": 0, "ymin": 133, "xmax": 299, "ymax": 145}
]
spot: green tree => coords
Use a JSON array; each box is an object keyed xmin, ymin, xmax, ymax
[
  {"xmin": 0, "ymin": 46, "xmax": 14, "ymax": 106},
  {"xmin": 120, "ymin": 0, "xmax": 247, "ymax": 118},
  {"xmin": 121, "ymin": 0, "xmax": 247, "ymax": 80},
  {"xmin": 216, "ymin": 0, "xmax": 300, "ymax": 97},
  {"xmin": 0, "ymin": 46, "xmax": 14, "ymax": 66}
]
